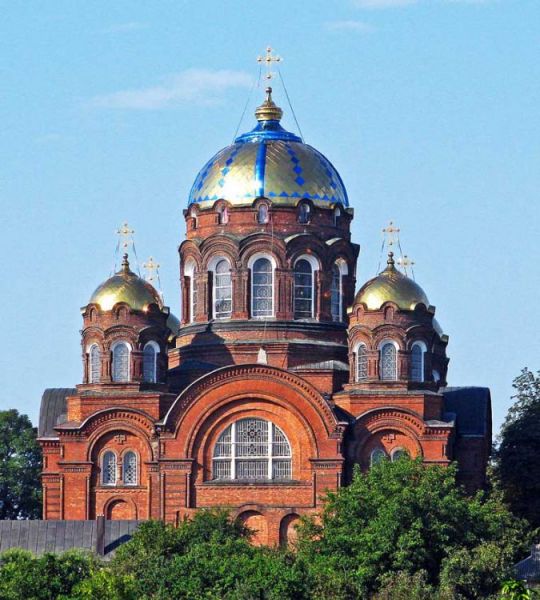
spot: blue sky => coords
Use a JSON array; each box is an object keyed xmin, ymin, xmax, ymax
[{"xmin": 1, "ymin": 0, "xmax": 538, "ymax": 435}]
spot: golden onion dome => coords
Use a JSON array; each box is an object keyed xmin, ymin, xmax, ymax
[
  {"xmin": 89, "ymin": 254, "xmax": 164, "ymax": 312},
  {"xmin": 188, "ymin": 87, "xmax": 348, "ymax": 209},
  {"xmin": 355, "ymin": 252, "xmax": 430, "ymax": 311}
]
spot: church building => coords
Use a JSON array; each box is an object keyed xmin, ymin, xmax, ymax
[{"xmin": 38, "ymin": 85, "xmax": 491, "ymax": 546}]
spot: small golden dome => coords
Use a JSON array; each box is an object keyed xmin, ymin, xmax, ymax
[
  {"xmin": 355, "ymin": 252, "xmax": 430, "ymax": 311},
  {"xmin": 254, "ymin": 87, "xmax": 283, "ymax": 122},
  {"xmin": 89, "ymin": 254, "xmax": 163, "ymax": 312}
]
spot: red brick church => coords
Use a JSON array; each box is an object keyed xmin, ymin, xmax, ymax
[{"xmin": 38, "ymin": 87, "xmax": 491, "ymax": 546}]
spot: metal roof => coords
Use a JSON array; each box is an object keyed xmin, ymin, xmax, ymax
[{"xmin": 38, "ymin": 388, "xmax": 76, "ymax": 438}]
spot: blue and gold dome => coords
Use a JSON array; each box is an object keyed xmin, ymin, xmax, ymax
[{"xmin": 188, "ymin": 88, "xmax": 349, "ymax": 209}]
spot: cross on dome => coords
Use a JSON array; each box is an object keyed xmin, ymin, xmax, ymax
[{"xmin": 257, "ymin": 46, "xmax": 282, "ymax": 81}]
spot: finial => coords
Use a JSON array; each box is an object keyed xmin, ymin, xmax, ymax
[
  {"xmin": 121, "ymin": 253, "xmax": 130, "ymax": 272},
  {"xmin": 255, "ymin": 85, "xmax": 283, "ymax": 122},
  {"xmin": 386, "ymin": 251, "xmax": 396, "ymax": 269}
]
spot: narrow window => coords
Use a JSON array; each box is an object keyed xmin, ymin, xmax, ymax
[
  {"xmin": 112, "ymin": 342, "xmax": 130, "ymax": 382},
  {"xmin": 333, "ymin": 206, "xmax": 341, "ymax": 226},
  {"xmin": 214, "ymin": 259, "xmax": 232, "ymax": 319},
  {"xmin": 356, "ymin": 344, "xmax": 368, "ymax": 381},
  {"xmin": 257, "ymin": 204, "xmax": 269, "ymax": 224},
  {"xmin": 102, "ymin": 451, "xmax": 117, "ymax": 485},
  {"xmin": 123, "ymin": 451, "xmax": 137, "ymax": 485},
  {"xmin": 330, "ymin": 264, "xmax": 342, "ymax": 322},
  {"xmin": 410, "ymin": 343, "xmax": 425, "ymax": 382},
  {"xmin": 370, "ymin": 448, "xmax": 387, "ymax": 467},
  {"xmin": 251, "ymin": 258, "xmax": 273, "ymax": 318},
  {"xmin": 89, "ymin": 344, "xmax": 101, "ymax": 383},
  {"xmin": 294, "ymin": 259, "xmax": 314, "ymax": 319},
  {"xmin": 391, "ymin": 448, "xmax": 409, "ymax": 462},
  {"xmin": 298, "ymin": 203, "xmax": 310, "ymax": 224},
  {"xmin": 380, "ymin": 342, "xmax": 398, "ymax": 381},
  {"xmin": 218, "ymin": 205, "xmax": 229, "ymax": 225},
  {"xmin": 143, "ymin": 342, "xmax": 158, "ymax": 383}
]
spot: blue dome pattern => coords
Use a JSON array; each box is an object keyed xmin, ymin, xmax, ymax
[{"xmin": 188, "ymin": 107, "xmax": 349, "ymax": 209}]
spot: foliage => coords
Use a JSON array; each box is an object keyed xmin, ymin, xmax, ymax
[
  {"xmin": 0, "ymin": 409, "xmax": 42, "ymax": 519},
  {"xmin": 500, "ymin": 579, "xmax": 537, "ymax": 600},
  {"xmin": 494, "ymin": 368, "xmax": 540, "ymax": 528}
]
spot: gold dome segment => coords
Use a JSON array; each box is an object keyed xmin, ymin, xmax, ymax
[
  {"xmin": 355, "ymin": 253, "xmax": 430, "ymax": 311},
  {"xmin": 89, "ymin": 254, "xmax": 164, "ymax": 312}
]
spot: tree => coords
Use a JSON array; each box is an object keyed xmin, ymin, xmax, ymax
[
  {"xmin": 0, "ymin": 409, "xmax": 42, "ymax": 519},
  {"xmin": 494, "ymin": 368, "xmax": 540, "ymax": 528},
  {"xmin": 296, "ymin": 457, "xmax": 530, "ymax": 598}
]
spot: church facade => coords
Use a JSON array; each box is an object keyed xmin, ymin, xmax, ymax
[{"xmin": 38, "ymin": 88, "xmax": 491, "ymax": 546}]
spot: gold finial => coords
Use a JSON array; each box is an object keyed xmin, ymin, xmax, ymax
[
  {"xmin": 257, "ymin": 46, "xmax": 282, "ymax": 81},
  {"xmin": 255, "ymin": 86, "xmax": 283, "ymax": 122},
  {"xmin": 121, "ymin": 253, "xmax": 130, "ymax": 273},
  {"xmin": 386, "ymin": 251, "xmax": 396, "ymax": 269},
  {"xmin": 143, "ymin": 256, "xmax": 160, "ymax": 285}
]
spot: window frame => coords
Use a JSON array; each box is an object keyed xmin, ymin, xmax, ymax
[
  {"xmin": 379, "ymin": 340, "xmax": 399, "ymax": 381},
  {"xmin": 248, "ymin": 254, "xmax": 276, "ymax": 319},
  {"xmin": 111, "ymin": 341, "xmax": 131, "ymax": 383},
  {"xmin": 293, "ymin": 254, "xmax": 319, "ymax": 320},
  {"xmin": 142, "ymin": 341, "xmax": 160, "ymax": 383},
  {"xmin": 355, "ymin": 342, "xmax": 368, "ymax": 381},
  {"xmin": 208, "ymin": 256, "xmax": 232, "ymax": 320},
  {"xmin": 370, "ymin": 448, "xmax": 387, "ymax": 467},
  {"xmin": 101, "ymin": 450, "xmax": 117, "ymax": 486},
  {"xmin": 88, "ymin": 343, "xmax": 101, "ymax": 384},
  {"xmin": 122, "ymin": 450, "xmax": 138, "ymax": 486},
  {"xmin": 410, "ymin": 341, "xmax": 427, "ymax": 382},
  {"xmin": 330, "ymin": 259, "xmax": 348, "ymax": 322}
]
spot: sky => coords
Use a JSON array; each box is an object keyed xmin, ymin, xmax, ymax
[{"xmin": 0, "ymin": 0, "xmax": 539, "ymax": 436}]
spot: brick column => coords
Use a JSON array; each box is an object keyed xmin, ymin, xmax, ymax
[
  {"xmin": 232, "ymin": 268, "xmax": 249, "ymax": 319},
  {"xmin": 194, "ymin": 272, "xmax": 208, "ymax": 323},
  {"xmin": 275, "ymin": 268, "xmax": 293, "ymax": 320}
]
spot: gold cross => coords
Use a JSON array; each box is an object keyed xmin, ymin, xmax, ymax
[
  {"xmin": 116, "ymin": 222, "xmax": 134, "ymax": 251},
  {"xmin": 257, "ymin": 46, "xmax": 282, "ymax": 81},
  {"xmin": 397, "ymin": 254, "xmax": 415, "ymax": 276},
  {"xmin": 382, "ymin": 221, "xmax": 400, "ymax": 248},
  {"xmin": 143, "ymin": 256, "xmax": 160, "ymax": 285}
]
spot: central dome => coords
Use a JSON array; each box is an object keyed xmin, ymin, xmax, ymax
[{"xmin": 188, "ymin": 88, "xmax": 348, "ymax": 209}]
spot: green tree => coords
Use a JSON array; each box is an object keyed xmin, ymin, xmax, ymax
[
  {"xmin": 0, "ymin": 409, "xmax": 42, "ymax": 519},
  {"xmin": 494, "ymin": 368, "xmax": 540, "ymax": 528}
]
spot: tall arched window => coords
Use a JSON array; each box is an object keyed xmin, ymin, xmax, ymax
[
  {"xmin": 212, "ymin": 418, "xmax": 291, "ymax": 481},
  {"xmin": 217, "ymin": 205, "xmax": 229, "ymax": 225},
  {"xmin": 184, "ymin": 261, "xmax": 197, "ymax": 323},
  {"xmin": 89, "ymin": 344, "xmax": 101, "ymax": 384},
  {"xmin": 333, "ymin": 206, "xmax": 341, "ymax": 226},
  {"xmin": 251, "ymin": 257, "xmax": 273, "ymax": 318},
  {"xmin": 356, "ymin": 344, "xmax": 368, "ymax": 381},
  {"xmin": 370, "ymin": 448, "xmax": 387, "ymax": 466},
  {"xmin": 294, "ymin": 259, "xmax": 314, "ymax": 319},
  {"xmin": 298, "ymin": 202, "xmax": 310, "ymax": 224},
  {"xmin": 380, "ymin": 342, "xmax": 398, "ymax": 381},
  {"xmin": 330, "ymin": 260, "xmax": 347, "ymax": 322},
  {"xmin": 123, "ymin": 451, "xmax": 137, "ymax": 485},
  {"xmin": 257, "ymin": 204, "xmax": 269, "ymax": 224},
  {"xmin": 112, "ymin": 342, "xmax": 130, "ymax": 383},
  {"xmin": 410, "ymin": 342, "xmax": 426, "ymax": 382},
  {"xmin": 143, "ymin": 341, "xmax": 159, "ymax": 383},
  {"xmin": 102, "ymin": 451, "xmax": 117, "ymax": 486},
  {"xmin": 213, "ymin": 259, "xmax": 232, "ymax": 319}
]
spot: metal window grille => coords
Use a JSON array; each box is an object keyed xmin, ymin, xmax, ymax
[
  {"xmin": 123, "ymin": 451, "xmax": 137, "ymax": 485},
  {"xmin": 212, "ymin": 418, "xmax": 291, "ymax": 481},
  {"xmin": 357, "ymin": 345, "xmax": 368, "ymax": 381},
  {"xmin": 380, "ymin": 343, "xmax": 397, "ymax": 381},
  {"xmin": 410, "ymin": 345, "xmax": 424, "ymax": 382},
  {"xmin": 214, "ymin": 259, "xmax": 232, "ymax": 319},
  {"xmin": 102, "ymin": 451, "xmax": 117, "ymax": 485},
  {"xmin": 252, "ymin": 258, "xmax": 273, "ymax": 317},
  {"xmin": 89, "ymin": 345, "xmax": 101, "ymax": 383},
  {"xmin": 330, "ymin": 264, "xmax": 342, "ymax": 322},
  {"xmin": 294, "ymin": 259, "xmax": 313, "ymax": 319},
  {"xmin": 143, "ymin": 344, "xmax": 157, "ymax": 383},
  {"xmin": 112, "ymin": 343, "xmax": 130, "ymax": 382}
]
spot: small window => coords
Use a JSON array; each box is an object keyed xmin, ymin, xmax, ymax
[
  {"xmin": 356, "ymin": 344, "xmax": 368, "ymax": 381},
  {"xmin": 391, "ymin": 448, "xmax": 409, "ymax": 462},
  {"xmin": 333, "ymin": 206, "xmax": 341, "ymax": 226},
  {"xmin": 330, "ymin": 264, "xmax": 342, "ymax": 322},
  {"xmin": 102, "ymin": 451, "xmax": 117, "ymax": 486},
  {"xmin": 217, "ymin": 205, "xmax": 229, "ymax": 225},
  {"xmin": 432, "ymin": 369, "xmax": 441, "ymax": 383},
  {"xmin": 89, "ymin": 344, "xmax": 101, "ymax": 383},
  {"xmin": 112, "ymin": 342, "xmax": 130, "ymax": 382},
  {"xmin": 410, "ymin": 343, "xmax": 425, "ymax": 382},
  {"xmin": 251, "ymin": 257, "xmax": 273, "ymax": 318},
  {"xmin": 190, "ymin": 207, "xmax": 198, "ymax": 229},
  {"xmin": 370, "ymin": 448, "xmax": 387, "ymax": 467},
  {"xmin": 213, "ymin": 259, "xmax": 232, "ymax": 319},
  {"xmin": 257, "ymin": 204, "xmax": 269, "ymax": 224},
  {"xmin": 380, "ymin": 342, "xmax": 398, "ymax": 381},
  {"xmin": 143, "ymin": 342, "xmax": 159, "ymax": 383},
  {"xmin": 294, "ymin": 259, "xmax": 314, "ymax": 319},
  {"xmin": 298, "ymin": 203, "xmax": 310, "ymax": 224},
  {"xmin": 123, "ymin": 451, "xmax": 137, "ymax": 485},
  {"xmin": 184, "ymin": 262, "xmax": 197, "ymax": 323}
]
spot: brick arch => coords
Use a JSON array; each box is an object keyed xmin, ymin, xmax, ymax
[
  {"xmin": 279, "ymin": 513, "xmax": 301, "ymax": 548},
  {"xmin": 199, "ymin": 236, "xmax": 239, "ymax": 269},
  {"xmin": 103, "ymin": 496, "xmax": 138, "ymax": 520},
  {"xmin": 179, "ymin": 240, "xmax": 203, "ymax": 272},
  {"xmin": 238, "ymin": 235, "xmax": 287, "ymax": 269},
  {"xmin": 237, "ymin": 510, "xmax": 268, "ymax": 546},
  {"xmin": 285, "ymin": 234, "xmax": 327, "ymax": 267}
]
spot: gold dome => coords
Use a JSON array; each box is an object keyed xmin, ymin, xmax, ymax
[
  {"xmin": 355, "ymin": 252, "xmax": 430, "ymax": 311},
  {"xmin": 89, "ymin": 254, "xmax": 164, "ymax": 312}
]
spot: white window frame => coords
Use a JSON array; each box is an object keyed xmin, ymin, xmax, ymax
[
  {"xmin": 293, "ymin": 254, "xmax": 319, "ymax": 320},
  {"xmin": 248, "ymin": 253, "xmax": 276, "ymax": 319},
  {"xmin": 410, "ymin": 341, "xmax": 427, "ymax": 383},
  {"xmin": 143, "ymin": 341, "xmax": 160, "ymax": 383},
  {"xmin": 111, "ymin": 341, "xmax": 131, "ymax": 383},
  {"xmin": 184, "ymin": 260, "xmax": 197, "ymax": 324},
  {"xmin": 101, "ymin": 450, "xmax": 117, "ymax": 486},
  {"xmin": 122, "ymin": 450, "xmax": 138, "ymax": 486},
  {"xmin": 355, "ymin": 342, "xmax": 368, "ymax": 381},
  {"xmin": 330, "ymin": 259, "xmax": 348, "ymax": 322},
  {"xmin": 88, "ymin": 343, "xmax": 101, "ymax": 384},
  {"xmin": 208, "ymin": 256, "xmax": 232, "ymax": 320},
  {"xmin": 379, "ymin": 339, "xmax": 399, "ymax": 381}
]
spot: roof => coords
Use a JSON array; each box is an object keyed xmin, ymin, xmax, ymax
[
  {"xmin": 442, "ymin": 386, "xmax": 491, "ymax": 436},
  {"xmin": 515, "ymin": 545, "xmax": 540, "ymax": 582},
  {"xmin": 38, "ymin": 388, "xmax": 76, "ymax": 438},
  {"xmin": 0, "ymin": 520, "xmax": 142, "ymax": 558},
  {"xmin": 291, "ymin": 360, "xmax": 349, "ymax": 372}
]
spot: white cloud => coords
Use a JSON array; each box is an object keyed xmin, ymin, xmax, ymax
[
  {"xmin": 88, "ymin": 69, "xmax": 253, "ymax": 110},
  {"xmin": 100, "ymin": 22, "xmax": 148, "ymax": 34},
  {"xmin": 325, "ymin": 20, "xmax": 375, "ymax": 32}
]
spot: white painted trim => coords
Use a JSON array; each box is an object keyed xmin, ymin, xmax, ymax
[{"xmin": 248, "ymin": 253, "xmax": 276, "ymax": 318}]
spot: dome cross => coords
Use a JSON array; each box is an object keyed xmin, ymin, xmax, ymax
[{"xmin": 257, "ymin": 46, "xmax": 282, "ymax": 81}]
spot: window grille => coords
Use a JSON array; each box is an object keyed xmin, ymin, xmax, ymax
[
  {"xmin": 212, "ymin": 418, "xmax": 292, "ymax": 481},
  {"xmin": 89, "ymin": 345, "xmax": 101, "ymax": 383},
  {"xmin": 214, "ymin": 259, "xmax": 232, "ymax": 319},
  {"xmin": 294, "ymin": 259, "xmax": 314, "ymax": 319},
  {"xmin": 380, "ymin": 343, "xmax": 397, "ymax": 380},
  {"xmin": 357, "ymin": 344, "xmax": 368, "ymax": 381},
  {"xmin": 112, "ymin": 343, "xmax": 130, "ymax": 382},
  {"xmin": 123, "ymin": 451, "xmax": 137, "ymax": 485},
  {"xmin": 143, "ymin": 343, "xmax": 157, "ymax": 383},
  {"xmin": 330, "ymin": 264, "xmax": 342, "ymax": 322},
  {"xmin": 252, "ymin": 258, "xmax": 273, "ymax": 318},
  {"xmin": 370, "ymin": 448, "xmax": 387, "ymax": 467},
  {"xmin": 102, "ymin": 451, "xmax": 117, "ymax": 485},
  {"xmin": 410, "ymin": 344, "xmax": 424, "ymax": 382}
]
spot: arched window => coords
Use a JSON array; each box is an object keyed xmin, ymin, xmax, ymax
[
  {"xmin": 410, "ymin": 342, "xmax": 426, "ymax": 382},
  {"xmin": 190, "ymin": 207, "xmax": 198, "ymax": 229},
  {"xmin": 89, "ymin": 344, "xmax": 101, "ymax": 384},
  {"xmin": 123, "ymin": 451, "xmax": 137, "ymax": 485},
  {"xmin": 331, "ymin": 260, "xmax": 348, "ymax": 322},
  {"xmin": 370, "ymin": 448, "xmax": 387, "ymax": 467},
  {"xmin": 213, "ymin": 259, "xmax": 232, "ymax": 319},
  {"xmin": 298, "ymin": 202, "xmax": 310, "ymax": 224},
  {"xmin": 356, "ymin": 344, "xmax": 368, "ymax": 381},
  {"xmin": 257, "ymin": 204, "xmax": 269, "ymax": 224},
  {"xmin": 212, "ymin": 418, "xmax": 291, "ymax": 481},
  {"xmin": 333, "ymin": 206, "xmax": 341, "ymax": 226},
  {"xmin": 251, "ymin": 257, "xmax": 273, "ymax": 318},
  {"xmin": 380, "ymin": 342, "xmax": 398, "ymax": 381},
  {"xmin": 112, "ymin": 342, "xmax": 130, "ymax": 383},
  {"xmin": 184, "ymin": 261, "xmax": 197, "ymax": 323},
  {"xmin": 217, "ymin": 205, "xmax": 229, "ymax": 225},
  {"xmin": 143, "ymin": 342, "xmax": 159, "ymax": 383},
  {"xmin": 294, "ymin": 259, "xmax": 314, "ymax": 319},
  {"xmin": 432, "ymin": 369, "xmax": 441, "ymax": 383},
  {"xmin": 102, "ymin": 451, "xmax": 117, "ymax": 486},
  {"xmin": 391, "ymin": 448, "xmax": 409, "ymax": 462}
]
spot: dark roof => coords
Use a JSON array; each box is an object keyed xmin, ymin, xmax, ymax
[
  {"xmin": 38, "ymin": 388, "xmax": 76, "ymax": 438},
  {"xmin": 515, "ymin": 545, "xmax": 540, "ymax": 582},
  {"xmin": 0, "ymin": 520, "xmax": 142, "ymax": 558},
  {"xmin": 291, "ymin": 360, "xmax": 349, "ymax": 372},
  {"xmin": 442, "ymin": 387, "xmax": 491, "ymax": 436}
]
